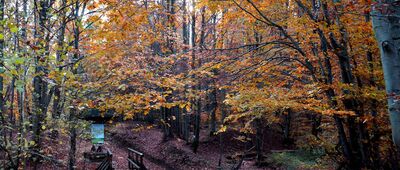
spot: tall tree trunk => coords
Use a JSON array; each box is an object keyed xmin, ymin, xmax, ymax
[
  {"xmin": 0, "ymin": 0, "xmax": 5, "ymax": 167},
  {"xmin": 181, "ymin": 0, "xmax": 191, "ymax": 142},
  {"xmin": 209, "ymin": 15, "xmax": 218, "ymax": 136},
  {"xmin": 68, "ymin": 108, "xmax": 77, "ymax": 170},
  {"xmin": 283, "ymin": 109, "xmax": 291, "ymax": 144},
  {"xmin": 209, "ymin": 84, "xmax": 217, "ymax": 136},
  {"xmin": 255, "ymin": 118, "xmax": 263, "ymax": 165},
  {"xmin": 192, "ymin": 6, "xmax": 207, "ymax": 153},
  {"xmin": 371, "ymin": 1, "xmax": 400, "ymax": 148},
  {"xmin": 53, "ymin": 0, "xmax": 67, "ymax": 119},
  {"xmin": 68, "ymin": 0, "xmax": 83, "ymax": 169},
  {"xmin": 18, "ymin": 0, "xmax": 28, "ymax": 168},
  {"xmin": 32, "ymin": 1, "xmax": 50, "ymax": 167},
  {"xmin": 325, "ymin": 56, "xmax": 354, "ymax": 165},
  {"xmin": 190, "ymin": 4, "xmax": 199, "ymax": 153},
  {"xmin": 367, "ymin": 51, "xmax": 381, "ymax": 168}
]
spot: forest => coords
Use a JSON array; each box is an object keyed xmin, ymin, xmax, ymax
[{"xmin": 0, "ymin": 0, "xmax": 400, "ymax": 169}]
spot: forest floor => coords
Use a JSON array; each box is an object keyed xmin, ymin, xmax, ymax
[
  {"xmin": 32, "ymin": 121, "xmax": 292, "ymax": 169},
  {"xmin": 106, "ymin": 121, "xmax": 288, "ymax": 170}
]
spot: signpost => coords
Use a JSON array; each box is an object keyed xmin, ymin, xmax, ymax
[
  {"xmin": 81, "ymin": 109, "xmax": 114, "ymax": 164},
  {"xmin": 91, "ymin": 123, "xmax": 105, "ymax": 144}
]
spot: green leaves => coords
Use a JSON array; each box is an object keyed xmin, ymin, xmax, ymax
[
  {"xmin": 15, "ymin": 57, "xmax": 24, "ymax": 65},
  {"xmin": 10, "ymin": 25, "xmax": 18, "ymax": 33}
]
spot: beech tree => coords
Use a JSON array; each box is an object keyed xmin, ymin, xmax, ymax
[
  {"xmin": 372, "ymin": 0, "xmax": 400, "ymax": 148},
  {"xmin": 1, "ymin": 0, "xmax": 400, "ymax": 169}
]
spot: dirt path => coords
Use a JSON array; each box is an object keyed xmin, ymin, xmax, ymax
[
  {"xmin": 75, "ymin": 134, "xmax": 164, "ymax": 169},
  {"xmin": 35, "ymin": 121, "xmax": 279, "ymax": 170},
  {"xmin": 109, "ymin": 123, "xmax": 176, "ymax": 170},
  {"xmin": 108, "ymin": 122, "xmax": 270, "ymax": 170}
]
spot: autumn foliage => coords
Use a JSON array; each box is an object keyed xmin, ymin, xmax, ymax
[{"xmin": 0, "ymin": 0, "xmax": 399, "ymax": 169}]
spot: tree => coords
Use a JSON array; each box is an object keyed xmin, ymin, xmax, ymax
[{"xmin": 372, "ymin": 0, "xmax": 400, "ymax": 148}]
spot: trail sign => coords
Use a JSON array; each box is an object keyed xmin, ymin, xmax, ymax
[{"xmin": 91, "ymin": 123, "xmax": 105, "ymax": 144}]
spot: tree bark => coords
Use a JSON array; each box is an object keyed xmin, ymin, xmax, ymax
[
  {"xmin": 190, "ymin": 4, "xmax": 199, "ymax": 153},
  {"xmin": 53, "ymin": 0, "xmax": 67, "ymax": 119},
  {"xmin": 68, "ymin": 108, "xmax": 77, "ymax": 170},
  {"xmin": 68, "ymin": 0, "xmax": 83, "ymax": 169},
  {"xmin": 372, "ymin": 1, "xmax": 400, "ymax": 147},
  {"xmin": 283, "ymin": 109, "xmax": 291, "ymax": 144},
  {"xmin": 209, "ymin": 85, "xmax": 217, "ymax": 136},
  {"xmin": 32, "ymin": 1, "xmax": 50, "ymax": 167},
  {"xmin": 255, "ymin": 118, "xmax": 263, "ymax": 165},
  {"xmin": 0, "ymin": 0, "xmax": 5, "ymax": 168}
]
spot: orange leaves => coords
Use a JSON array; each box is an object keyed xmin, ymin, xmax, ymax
[
  {"xmin": 86, "ymin": 15, "xmax": 101, "ymax": 23},
  {"xmin": 80, "ymin": 0, "xmax": 383, "ymax": 128},
  {"xmin": 87, "ymin": 1, "xmax": 99, "ymax": 10},
  {"xmin": 322, "ymin": 109, "xmax": 356, "ymax": 116}
]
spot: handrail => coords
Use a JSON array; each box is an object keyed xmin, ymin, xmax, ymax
[
  {"xmin": 106, "ymin": 148, "xmax": 113, "ymax": 156},
  {"xmin": 96, "ymin": 149, "xmax": 113, "ymax": 170},
  {"xmin": 127, "ymin": 158, "xmax": 141, "ymax": 169},
  {"xmin": 127, "ymin": 147, "xmax": 145, "ymax": 170},
  {"xmin": 128, "ymin": 148, "xmax": 144, "ymax": 156}
]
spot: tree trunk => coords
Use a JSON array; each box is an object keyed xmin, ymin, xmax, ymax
[
  {"xmin": 32, "ymin": 1, "xmax": 50, "ymax": 167},
  {"xmin": 53, "ymin": 0, "xmax": 67, "ymax": 119},
  {"xmin": 371, "ymin": 1, "xmax": 400, "ymax": 147},
  {"xmin": 68, "ymin": 108, "xmax": 77, "ymax": 170},
  {"xmin": 209, "ymin": 86, "xmax": 217, "ymax": 136},
  {"xmin": 0, "ymin": 0, "xmax": 4, "ymax": 168},
  {"xmin": 18, "ymin": 0, "xmax": 28, "ymax": 168},
  {"xmin": 367, "ymin": 51, "xmax": 381, "ymax": 168},
  {"xmin": 325, "ymin": 56, "xmax": 354, "ymax": 165},
  {"xmin": 283, "ymin": 109, "xmax": 291, "ymax": 144},
  {"xmin": 184, "ymin": 112, "xmax": 190, "ymax": 142},
  {"xmin": 192, "ymin": 6, "xmax": 207, "ymax": 153},
  {"xmin": 255, "ymin": 118, "xmax": 263, "ymax": 165},
  {"xmin": 209, "ymin": 14, "xmax": 218, "ymax": 136},
  {"xmin": 190, "ymin": 4, "xmax": 199, "ymax": 153},
  {"xmin": 68, "ymin": 1, "xmax": 85, "ymax": 168}
]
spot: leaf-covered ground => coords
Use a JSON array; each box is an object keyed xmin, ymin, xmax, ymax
[
  {"xmin": 29, "ymin": 120, "xmax": 333, "ymax": 169},
  {"xmin": 107, "ymin": 121, "xmax": 290, "ymax": 170}
]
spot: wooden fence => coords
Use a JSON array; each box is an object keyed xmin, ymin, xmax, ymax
[
  {"xmin": 96, "ymin": 149, "xmax": 113, "ymax": 170},
  {"xmin": 127, "ymin": 148, "xmax": 146, "ymax": 170}
]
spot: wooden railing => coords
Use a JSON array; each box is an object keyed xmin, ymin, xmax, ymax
[
  {"xmin": 96, "ymin": 149, "xmax": 113, "ymax": 170},
  {"xmin": 127, "ymin": 148, "xmax": 146, "ymax": 170}
]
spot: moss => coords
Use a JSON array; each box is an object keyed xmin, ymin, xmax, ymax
[{"xmin": 267, "ymin": 149, "xmax": 329, "ymax": 169}]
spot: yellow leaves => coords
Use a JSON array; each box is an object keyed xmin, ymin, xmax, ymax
[
  {"xmin": 217, "ymin": 125, "xmax": 227, "ymax": 134},
  {"xmin": 80, "ymin": 0, "xmax": 379, "ymax": 126},
  {"xmin": 157, "ymin": 95, "xmax": 165, "ymax": 103},
  {"xmin": 47, "ymin": 70, "xmax": 63, "ymax": 83},
  {"xmin": 125, "ymin": 111, "xmax": 134, "ymax": 120},
  {"xmin": 179, "ymin": 103, "xmax": 186, "ymax": 109},
  {"xmin": 164, "ymin": 103, "xmax": 174, "ymax": 109},
  {"xmin": 87, "ymin": 15, "xmax": 101, "ymax": 23},
  {"xmin": 117, "ymin": 84, "xmax": 127, "ymax": 91},
  {"xmin": 87, "ymin": 100, "xmax": 96, "ymax": 108},
  {"xmin": 87, "ymin": 2, "xmax": 99, "ymax": 10},
  {"xmin": 322, "ymin": 110, "xmax": 356, "ymax": 116},
  {"xmin": 29, "ymin": 141, "xmax": 36, "ymax": 146},
  {"xmin": 185, "ymin": 104, "xmax": 191, "ymax": 112},
  {"xmin": 143, "ymin": 108, "xmax": 150, "ymax": 115},
  {"xmin": 179, "ymin": 102, "xmax": 191, "ymax": 112},
  {"xmin": 212, "ymin": 63, "xmax": 223, "ymax": 70},
  {"xmin": 10, "ymin": 69, "xmax": 18, "ymax": 76},
  {"xmin": 197, "ymin": 0, "xmax": 232, "ymax": 13}
]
